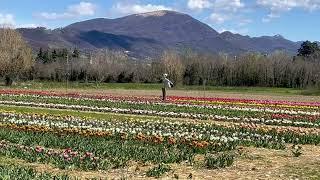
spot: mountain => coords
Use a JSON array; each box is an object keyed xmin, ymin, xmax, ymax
[
  {"xmin": 220, "ymin": 31, "xmax": 300, "ymax": 54},
  {"xmin": 17, "ymin": 10, "xmax": 302, "ymax": 59},
  {"xmin": 18, "ymin": 27, "xmax": 72, "ymax": 49}
]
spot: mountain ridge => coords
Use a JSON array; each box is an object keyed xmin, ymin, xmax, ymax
[{"xmin": 16, "ymin": 10, "xmax": 302, "ymax": 59}]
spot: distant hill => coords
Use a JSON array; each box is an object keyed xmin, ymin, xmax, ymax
[
  {"xmin": 17, "ymin": 10, "xmax": 302, "ymax": 59},
  {"xmin": 220, "ymin": 32, "xmax": 300, "ymax": 54}
]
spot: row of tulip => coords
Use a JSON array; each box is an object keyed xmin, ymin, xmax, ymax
[
  {"xmin": 174, "ymin": 98, "xmax": 318, "ymax": 108},
  {"xmin": 0, "ymin": 140, "xmax": 106, "ymax": 170},
  {"xmin": 0, "ymin": 110, "xmax": 319, "ymax": 171},
  {"xmin": 10, "ymin": 93, "xmax": 320, "ymax": 115},
  {"xmin": 1, "ymin": 94, "xmax": 319, "ymax": 120},
  {"xmin": 3, "ymin": 109, "xmax": 320, "ymax": 144},
  {"xmin": 3, "ymin": 94, "xmax": 319, "ymax": 125},
  {"xmin": 0, "ymin": 123, "xmax": 238, "ymax": 171},
  {"xmin": 0, "ymin": 89, "xmax": 319, "ymax": 110},
  {"xmin": 0, "ymin": 164, "xmax": 69, "ymax": 180},
  {"xmin": 1, "ymin": 89, "xmax": 318, "ymax": 175},
  {"xmin": 0, "ymin": 99, "xmax": 319, "ymax": 128},
  {"xmin": 0, "ymin": 111, "xmax": 285, "ymax": 148},
  {"xmin": 169, "ymin": 96, "xmax": 320, "ymax": 107},
  {"xmin": 0, "ymin": 89, "xmax": 159, "ymax": 102},
  {"xmin": 3, "ymin": 107, "xmax": 318, "ymax": 137}
]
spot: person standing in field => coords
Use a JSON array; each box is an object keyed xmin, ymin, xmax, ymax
[{"xmin": 162, "ymin": 74, "xmax": 173, "ymax": 101}]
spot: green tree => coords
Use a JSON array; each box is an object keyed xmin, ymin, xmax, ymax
[
  {"xmin": 183, "ymin": 63, "xmax": 200, "ymax": 85},
  {"xmin": 61, "ymin": 48, "xmax": 69, "ymax": 59},
  {"xmin": 37, "ymin": 48, "xmax": 43, "ymax": 59},
  {"xmin": 298, "ymin": 41, "xmax": 320, "ymax": 57},
  {"xmin": 42, "ymin": 50, "xmax": 50, "ymax": 63},
  {"xmin": 51, "ymin": 49, "xmax": 58, "ymax": 60},
  {"xmin": 72, "ymin": 48, "xmax": 80, "ymax": 58}
]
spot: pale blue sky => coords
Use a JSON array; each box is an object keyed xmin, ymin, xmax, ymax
[{"xmin": 0, "ymin": 0, "xmax": 319, "ymax": 41}]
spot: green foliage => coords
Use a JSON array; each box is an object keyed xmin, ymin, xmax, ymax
[
  {"xmin": 37, "ymin": 48, "xmax": 43, "ymax": 60},
  {"xmin": 205, "ymin": 152, "xmax": 235, "ymax": 169},
  {"xmin": 298, "ymin": 41, "xmax": 320, "ymax": 57},
  {"xmin": 52, "ymin": 49, "xmax": 58, "ymax": 60},
  {"xmin": 0, "ymin": 165, "xmax": 69, "ymax": 180},
  {"xmin": 0, "ymin": 128, "xmax": 200, "ymax": 170},
  {"xmin": 72, "ymin": 48, "xmax": 80, "ymax": 58},
  {"xmin": 184, "ymin": 63, "xmax": 201, "ymax": 85},
  {"xmin": 146, "ymin": 163, "xmax": 171, "ymax": 177},
  {"xmin": 36, "ymin": 48, "xmax": 73, "ymax": 64}
]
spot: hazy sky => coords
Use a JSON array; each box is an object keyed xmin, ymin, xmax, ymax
[{"xmin": 1, "ymin": 0, "xmax": 320, "ymax": 41}]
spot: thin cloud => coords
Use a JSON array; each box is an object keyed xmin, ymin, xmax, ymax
[
  {"xmin": 257, "ymin": 0, "xmax": 320, "ymax": 22},
  {"xmin": 187, "ymin": 0, "xmax": 244, "ymax": 12},
  {"xmin": 16, "ymin": 23, "xmax": 45, "ymax": 28},
  {"xmin": 0, "ymin": 13, "xmax": 15, "ymax": 26},
  {"xmin": 190, "ymin": 0, "xmax": 247, "ymax": 26},
  {"xmin": 187, "ymin": 0, "xmax": 212, "ymax": 10},
  {"xmin": 257, "ymin": 0, "xmax": 320, "ymax": 11},
  {"xmin": 209, "ymin": 13, "xmax": 230, "ymax": 24},
  {"xmin": 238, "ymin": 18, "xmax": 252, "ymax": 26},
  {"xmin": 213, "ymin": 0, "xmax": 244, "ymax": 12},
  {"xmin": 36, "ymin": 2, "xmax": 96, "ymax": 20},
  {"xmin": 113, "ymin": 3, "xmax": 174, "ymax": 15}
]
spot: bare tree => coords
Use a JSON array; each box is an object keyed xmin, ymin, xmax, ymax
[
  {"xmin": 0, "ymin": 27, "xmax": 33, "ymax": 85},
  {"xmin": 161, "ymin": 50, "xmax": 184, "ymax": 85},
  {"xmin": 89, "ymin": 49, "xmax": 129, "ymax": 83}
]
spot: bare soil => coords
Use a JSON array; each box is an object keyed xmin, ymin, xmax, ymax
[{"xmin": 2, "ymin": 145, "xmax": 320, "ymax": 179}]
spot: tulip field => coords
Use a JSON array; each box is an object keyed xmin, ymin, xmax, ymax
[{"xmin": 0, "ymin": 89, "xmax": 320, "ymax": 179}]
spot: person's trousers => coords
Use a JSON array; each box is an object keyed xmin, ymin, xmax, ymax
[{"xmin": 162, "ymin": 88, "xmax": 166, "ymax": 101}]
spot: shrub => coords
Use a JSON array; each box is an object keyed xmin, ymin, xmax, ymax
[
  {"xmin": 291, "ymin": 144, "xmax": 303, "ymax": 157},
  {"xmin": 146, "ymin": 163, "xmax": 171, "ymax": 177},
  {"xmin": 205, "ymin": 152, "xmax": 235, "ymax": 169}
]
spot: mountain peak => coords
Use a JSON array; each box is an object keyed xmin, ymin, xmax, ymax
[
  {"xmin": 274, "ymin": 34, "xmax": 284, "ymax": 39},
  {"xmin": 134, "ymin": 10, "xmax": 184, "ymax": 17},
  {"xmin": 220, "ymin": 31, "xmax": 234, "ymax": 36}
]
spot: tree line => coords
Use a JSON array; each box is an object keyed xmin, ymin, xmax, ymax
[{"xmin": 1, "ymin": 28, "xmax": 320, "ymax": 88}]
